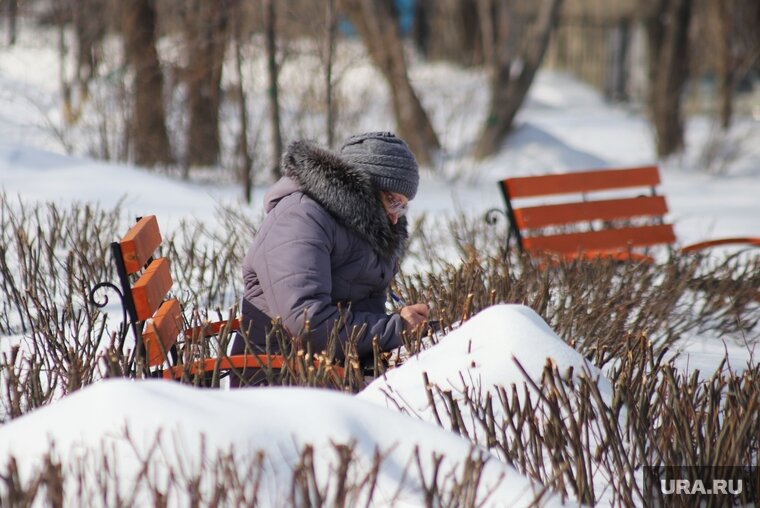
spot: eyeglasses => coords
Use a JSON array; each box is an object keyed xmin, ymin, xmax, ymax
[{"xmin": 383, "ymin": 191, "xmax": 409, "ymax": 218}]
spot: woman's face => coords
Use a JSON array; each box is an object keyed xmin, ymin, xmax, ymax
[{"xmin": 380, "ymin": 190, "xmax": 409, "ymax": 225}]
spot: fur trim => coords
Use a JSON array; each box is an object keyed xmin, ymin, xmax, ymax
[{"xmin": 281, "ymin": 140, "xmax": 408, "ymax": 260}]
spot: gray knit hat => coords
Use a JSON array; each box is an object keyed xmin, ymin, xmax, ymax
[{"xmin": 340, "ymin": 131, "xmax": 419, "ymax": 199}]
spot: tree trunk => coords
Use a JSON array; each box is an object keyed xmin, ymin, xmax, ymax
[
  {"xmin": 473, "ymin": 0, "xmax": 563, "ymax": 159},
  {"xmin": 263, "ymin": 0, "xmax": 282, "ymax": 179},
  {"xmin": 643, "ymin": 0, "xmax": 693, "ymax": 157},
  {"xmin": 412, "ymin": 0, "xmax": 431, "ymax": 57},
  {"xmin": 606, "ymin": 20, "xmax": 631, "ymax": 102},
  {"xmin": 73, "ymin": 0, "xmax": 105, "ymax": 87},
  {"xmin": 57, "ymin": 4, "xmax": 71, "ymax": 124},
  {"xmin": 476, "ymin": 0, "xmax": 495, "ymax": 70},
  {"xmin": 718, "ymin": 0, "xmax": 760, "ymax": 130},
  {"xmin": 325, "ymin": 0, "xmax": 337, "ymax": 149},
  {"xmin": 714, "ymin": 0, "xmax": 734, "ymax": 130},
  {"xmin": 233, "ymin": 3, "xmax": 252, "ymax": 203},
  {"xmin": 185, "ymin": 0, "xmax": 227, "ymax": 169},
  {"xmin": 6, "ymin": 0, "xmax": 18, "ymax": 45},
  {"xmin": 414, "ymin": 0, "xmax": 482, "ymax": 66},
  {"xmin": 341, "ymin": 0, "xmax": 440, "ymax": 167},
  {"xmin": 123, "ymin": 0, "xmax": 173, "ymax": 167},
  {"xmin": 59, "ymin": 0, "xmax": 107, "ymax": 129}
]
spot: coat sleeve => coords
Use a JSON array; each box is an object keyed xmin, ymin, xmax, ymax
[{"xmin": 254, "ymin": 200, "xmax": 402, "ymax": 358}]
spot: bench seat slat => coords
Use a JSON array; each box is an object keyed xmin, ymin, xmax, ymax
[
  {"xmin": 162, "ymin": 354, "xmax": 346, "ymax": 379},
  {"xmin": 523, "ymin": 224, "xmax": 676, "ymax": 255},
  {"xmin": 132, "ymin": 257, "xmax": 172, "ymax": 321},
  {"xmin": 515, "ymin": 196, "xmax": 669, "ymax": 229},
  {"xmin": 504, "ymin": 166, "xmax": 660, "ymax": 198},
  {"xmin": 184, "ymin": 319, "xmax": 241, "ymax": 340},
  {"xmin": 120, "ymin": 215, "xmax": 161, "ymax": 274},
  {"xmin": 142, "ymin": 298, "xmax": 182, "ymax": 367}
]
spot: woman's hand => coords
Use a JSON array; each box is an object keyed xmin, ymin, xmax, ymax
[{"xmin": 400, "ymin": 303, "xmax": 429, "ymax": 334}]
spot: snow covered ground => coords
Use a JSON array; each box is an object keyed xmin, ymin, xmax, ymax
[{"xmin": 1, "ymin": 27, "xmax": 759, "ymax": 506}]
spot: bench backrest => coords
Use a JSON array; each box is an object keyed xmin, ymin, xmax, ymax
[
  {"xmin": 499, "ymin": 166, "xmax": 677, "ymax": 258},
  {"xmin": 115, "ymin": 215, "xmax": 182, "ymax": 367}
]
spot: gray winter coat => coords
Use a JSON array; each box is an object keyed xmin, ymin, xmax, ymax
[{"xmin": 234, "ymin": 141, "xmax": 408, "ymax": 361}]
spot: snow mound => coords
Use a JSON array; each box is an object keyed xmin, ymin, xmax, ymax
[
  {"xmin": 0, "ymin": 379, "xmax": 554, "ymax": 507},
  {"xmin": 359, "ymin": 304, "xmax": 613, "ymax": 427}
]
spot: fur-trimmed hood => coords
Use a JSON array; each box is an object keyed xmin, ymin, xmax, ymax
[{"xmin": 265, "ymin": 140, "xmax": 408, "ymax": 260}]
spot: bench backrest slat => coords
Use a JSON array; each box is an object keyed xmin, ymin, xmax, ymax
[
  {"xmin": 143, "ymin": 299, "xmax": 182, "ymax": 367},
  {"xmin": 120, "ymin": 215, "xmax": 162, "ymax": 274},
  {"xmin": 515, "ymin": 196, "xmax": 669, "ymax": 230},
  {"xmin": 504, "ymin": 165, "xmax": 660, "ymax": 198},
  {"xmin": 131, "ymin": 257, "xmax": 172, "ymax": 321},
  {"xmin": 523, "ymin": 224, "xmax": 676, "ymax": 255}
]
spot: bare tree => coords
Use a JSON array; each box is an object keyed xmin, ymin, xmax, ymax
[
  {"xmin": 56, "ymin": 2, "xmax": 71, "ymax": 124},
  {"xmin": 473, "ymin": 0, "xmax": 563, "ymax": 159},
  {"xmin": 713, "ymin": 0, "xmax": 735, "ymax": 130},
  {"xmin": 73, "ymin": 0, "xmax": 105, "ymax": 88},
  {"xmin": 123, "ymin": 0, "xmax": 173, "ymax": 167},
  {"xmin": 6, "ymin": 0, "xmax": 18, "ymax": 45},
  {"xmin": 711, "ymin": 0, "xmax": 760, "ymax": 129},
  {"xmin": 263, "ymin": 0, "xmax": 282, "ymax": 179},
  {"xmin": 476, "ymin": 0, "xmax": 496, "ymax": 71},
  {"xmin": 325, "ymin": 0, "xmax": 338, "ymax": 148},
  {"xmin": 184, "ymin": 0, "xmax": 228, "ymax": 170},
  {"xmin": 340, "ymin": 0, "xmax": 440, "ymax": 166},
  {"xmin": 56, "ymin": 0, "xmax": 105, "ymax": 126},
  {"xmin": 233, "ymin": 1, "xmax": 253, "ymax": 202},
  {"xmin": 413, "ymin": 0, "xmax": 483, "ymax": 66},
  {"xmin": 643, "ymin": 0, "xmax": 693, "ymax": 157}
]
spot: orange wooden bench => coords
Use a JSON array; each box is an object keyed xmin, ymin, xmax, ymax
[
  {"xmin": 493, "ymin": 165, "xmax": 760, "ymax": 261},
  {"xmin": 89, "ymin": 215, "xmax": 344, "ymax": 384}
]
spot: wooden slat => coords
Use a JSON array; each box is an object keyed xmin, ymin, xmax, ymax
[
  {"xmin": 184, "ymin": 319, "xmax": 241, "ymax": 340},
  {"xmin": 680, "ymin": 237, "xmax": 760, "ymax": 253},
  {"xmin": 163, "ymin": 354, "xmax": 346, "ymax": 380},
  {"xmin": 503, "ymin": 166, "xmax": 660, "ymax": 198},
  {"xmin": 537, "ymin": 251, "xmax": 656, "ymax": 267},
  {"xmin": 577, "ymin": 251, "xmax": 655, "ymax": 263},
  {"xmin": 142, "ymin": 298, "xmax": 182, "ymax": 367},
  {"xmin": 523, "ymin": 224, "xmax": 676, "ymax": 254},
  {"xmin": 120, "ymin": 215, "xmax": 161, "ymax": 274},
  {"xmin": 131, "ymin": 257, "xmax": 172, "ymax": 321},
  {"xmin": 165, "ymin": 354, "xmax": 284, "ymax": 377},
  {"xmin": 514, "ymin": 196, "xmax": 669, "ymax": 229}
]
